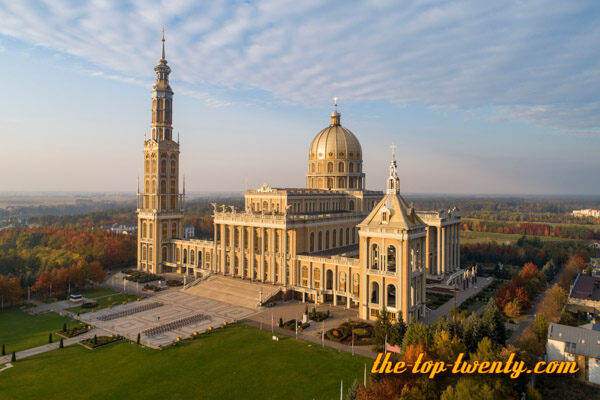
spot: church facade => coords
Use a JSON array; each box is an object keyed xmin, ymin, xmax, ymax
[{"xmin": 137, "ymin": 38, "xmax": 472, "ymax": 323}]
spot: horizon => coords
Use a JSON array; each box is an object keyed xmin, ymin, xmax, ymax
[{"xmin": 1, "ymin": 2, "xmax": 600, "ymax": 195}]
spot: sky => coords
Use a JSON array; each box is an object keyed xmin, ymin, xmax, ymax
[{"xmin": 0, "ymin": 0, "xmax": 599, "ymax": 195}]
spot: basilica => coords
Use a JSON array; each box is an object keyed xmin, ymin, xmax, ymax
[{"xmin": 137, "ymin": 37, "xmax": 474, "ymax": 323}]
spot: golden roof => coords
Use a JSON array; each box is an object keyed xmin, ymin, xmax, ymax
[{"xmin": 309, "ymin": 114, "xmax": 362, "ymax": 160}]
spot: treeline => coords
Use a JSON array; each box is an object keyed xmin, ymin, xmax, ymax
[
  {"xmin": 461, "ymin": 236, "xmax": 596, "ymax": 268},
  {"xmin": 0, "ymin": 227, "xmax": 136, "ymax": 283},
  {"xmin": 462, "ymin": 219, "xmax": 599, "ymax": 240}
]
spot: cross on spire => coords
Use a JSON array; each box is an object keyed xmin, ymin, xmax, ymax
[{"xmin": 334, "ymin": 96, "xmax": 338, "ymax": 113}]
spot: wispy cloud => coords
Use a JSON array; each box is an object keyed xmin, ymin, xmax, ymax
[{"xmin": 0, "ymin": 0, "xmax": 599, "ymax": 132}]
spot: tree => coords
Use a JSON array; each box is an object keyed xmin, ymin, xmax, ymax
[
  {"xmin": 1, "ymin": 344, "xmax": 5, "ymax": 356},
  {"xmin": 48, "ymin": 333, "xmax": 53, "ymax": 344},
  {"xmin": 503, "ymin": 299, "xmax": 521, "ymax": 319},
  {"xmin": 59, "ymin": 338, "xmax": 64, "ymax": 349},
  {"xmin": 533, "ymin": 313, "xmax": 548, "ymax": 342},
  {"xmin": 482, "ymin": 298, "xmax": 507, "ymax": 346},
  {"xmin": 389, "ymin": 313, "xmax": 407, "ymax": 347},
  {"xmin": 11, "ymin": 352, "xmax": 16, "ymax": 362},
  {"xmin": 0, "ymin": 275, "xmax": 24, "ymax": 305},
  {"xmin": 462, "ymin": 314, "xmax": 488, "ymax": 352},
  {"xmin": 374, "ymin": 307, "xmax": 392, "ymax": 351},
  {"xmin": 93, "ymin": 335, "xmax": 97, "ymax": 345},
  {"xmin": 402, "ymin": 322, "xmax": 432, "ymax": 350},
  {"xmin": 345, "ymin": 378, "xmax": 360, "ymax": 400},
  {"xmin": 432, "ymin": 330, "xmax": 466, "ymax": 363},
  {"xmin": 137, "ymin": 333, "xmax": 141, "ymax": 345},
  {"xmin": 470, "ymin": 337, "xmax": 497, "ymax": 363},
  {"xmin": 63, "ymin": 322, "xmax": 67, "ymax": 332}
]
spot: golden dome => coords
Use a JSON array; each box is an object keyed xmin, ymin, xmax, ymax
[
  {"xmin": 306, "ymin": 104, "xmax": 365, "ymax": 191},
  {"xmin": 309, "ymin": 115, "xmax": 362, "ymax": 161}
]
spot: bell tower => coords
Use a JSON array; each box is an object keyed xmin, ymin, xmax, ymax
[{"xmin": 137, "ymin": 30, "xmax": 184, "ymax": 274}]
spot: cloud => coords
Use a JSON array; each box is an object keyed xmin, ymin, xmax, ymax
[{"xmin": 0, "ymin": 0, "xmax": 599, "ymax": 132}]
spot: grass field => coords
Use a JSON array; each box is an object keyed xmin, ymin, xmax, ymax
[
  {"xmin": 0, "ymin": 309, "xmax": 74, "ymax": 353},
  {"xmin": 80, "ymin": 287, "xmax": 118, "ymax": 298},
  {"xmin": 65, "ymin": 294, "xmax": 141, "ymax": 314},
  {"xmin": 0, "ymin": 324, "xmax": 369, "ymax": 400},
  {"xmin": 460, "ymin": 231, "xmax": 580, "ymax": 245}
]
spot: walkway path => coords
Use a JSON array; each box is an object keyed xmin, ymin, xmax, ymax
[
  {"xmin": 426, "ymin": 276, "xmax": 494, "ymax": 324},
  {"xmin": 0, "ymin": 327, "xmax": 110, "ymax": 365}
]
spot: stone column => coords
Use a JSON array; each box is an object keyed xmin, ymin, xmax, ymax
[
  {"xmin": 241, "ymin": 227, "xmax": 246, "ymax": 278},
  {"xmin": 436, "ymin": 227, "xmax": 442, "ymax": 276},
  {"xmin": 270, "ymin": 228, "xmax": 276, "ymax": 283},
  {"xmin": 425, "ymin": 226, "xmax": 431, "ymax": 274},
  {"xmin": 360, "ymin": 238, "xmax": 369, "ymax": 320},
  {"xmin": 456, "ymin": 224, "xmax": 461, "ymax": 270},
  {"xmin": 231, "ymin": 225, "xmax": 236, "ymax": 278},
  {"xmin": 249, "ymin": 227, "xmax": 255, "ymax": 281},
  {"xmin": 260, "ymin": 227, "xmax": 265, "ymax": 282},
  {"xmin": 441, "ymin": 226, "xmax": 446, "ymax": 275},
  {"xmin": 333, "ymin": 265, "xmax": 338, "ymax": 306},
  {"xmin": 282, "ymin": 229, "xmax": 288, "ymax": 286},
  {"xmin": 402, "ymin": 241, "xmax": 410, "ymax": 324}
]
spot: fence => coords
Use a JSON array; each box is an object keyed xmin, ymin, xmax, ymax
[
  {"xmin": 96, "ymin": 302, "xmax": 164, "ymax": 321},
  {"xmin": 142, "ymin": 313, "xmax": 212, "ymax": 337}
]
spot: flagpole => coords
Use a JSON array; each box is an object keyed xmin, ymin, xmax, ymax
[
  {"xmin": 271, "ymin": 311, "xmax": 274, "ymax": 334},
  {"xmin": 295, "ymin": 315, "xmax": 298, "ymax": 340},
  {"xmin": 322, "ymin": 320, "xmax": 325, "ymax": 347},
  {"xmin": 340, "ymin": 379, "xmax": 343, "ymax": 400},
  {"xmin": 364, "ymin": 363, "xmax": 367, "ymax": 387},
  {"xmin": 352, "ymin": 328, "xmax": 354, "ymax": 356}
]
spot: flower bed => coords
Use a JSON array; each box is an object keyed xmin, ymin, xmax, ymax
[
  {"xmin": 125, "ymin": 271, "xmax": 160, "ymax": 283},
  {"xmin": 80, "ymin": 335, "xmax": 123, "ymax": 349},
  {"xmin": 325, "ymin": 321, "xmax": 374, "ymax": 345},
  {"xmin": 166, "ymin": 279, "xmax": 183, "ymax": 287},
  {"xmin": 143, "ymin": 284, "xmax": 161, "ymax": 292},
  {"xmin": 280, "ymin": 319, "xmax": 310, "ymax": 332},
  {"xmin": 308, "ymin": 308, "xmax": 330, "ymax": 322},
  {"xmin": 57, "ymin": 325, "xmax": 92, "ymax": 338}
]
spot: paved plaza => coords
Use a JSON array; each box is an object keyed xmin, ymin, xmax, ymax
[{"xmin": 79, "ymin": 290, "xmax": 257, "ymax": 348}]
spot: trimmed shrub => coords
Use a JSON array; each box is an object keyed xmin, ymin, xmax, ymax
[
  {"xmin": 11, "ymin": 352, "xmax": 16, "ymax": 362},
  {"xmin": 1, "ymin": 344, "xmax": 5, "ymax": 356},
  {"xmin": 48, "ymin": 333, "xmax": 53, "ymax": 344},
  {"xmin": 137, "ymin": 333, "xmax": 140, "ymax": 344},
  {"xmin": 59, "ymin": 338, "xmax": 64, "ymax": 349}
]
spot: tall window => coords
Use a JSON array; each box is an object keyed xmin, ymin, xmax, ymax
[
  {"xmin": 162, "ymin": 223, "xmax": 167, "ymax": 238},
  {"xmin": 387, "ymin": 284, "xmax": 396, "ymax": 308},
  {"xmin": 387, "ymin": 245, "xmax": 396, "ymax": 272},
  {"xmin": 170, "ymin": 160, "xmax": 176, "ymax": 175},
  {"xmin": 327, "ymin": 162, "xmax": 333, "ymax": 173},
  {"xmin": 338, "ymin": 162, "xmax": 344, "ymax": 172},
  {"xmin": 172, "ymin": 222, "xmax": 177, "ymax": 237},
  {"xmin": 371, "ymin": 282, "xmax": 379, "ymax": 304},
  {"xmin": 371, "ymin": 243, "xmax": 379, "ymax": 269}
]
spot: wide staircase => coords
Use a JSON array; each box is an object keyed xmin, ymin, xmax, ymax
[{"xmin": 184, "ymin": 275, "xmax": 281, "ymax": 309}]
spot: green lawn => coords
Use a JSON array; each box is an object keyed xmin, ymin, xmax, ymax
[
  {"xmin": 66, "ymin": 294, "xmax": 141, "ymax": 314},
  {"xmin": 80, "ymin": 287, "xmax": 118, "ymax": 299},
  {"xmin": 426, "ymin": 292, "xmax": 453, "ymax": 309},
  {"xmin": 0, "ymin": 309, "xmax": 74, "ymax": 353},
  {"xmin": 0, "ymin": 324, "xmax": 369, "ymax": 400}
]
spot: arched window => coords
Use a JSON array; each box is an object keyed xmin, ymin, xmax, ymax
[
  {"xmin": 371, "ymin": 281, "xmax": 380, "ymax": 304},
  {"xmin": 310, "ymin": 232, "xmax": 315, "ymax": 252},
  {"xmin": 262, "ymin": 201, "xmax": 268, "ymax": 212},
  {"xmin": 148, "ymin": 246, "xmax": 153, "ymax": 262},
  {"xmin": 339, "ymin": 272, "xmax": 346, "ymax": 291},
  {"xmin": 172, "ymin": 222, "xmax": 177, "ymax": 237},
  {"xmin": 325, "ymin": 231, "xmax": 330, "ymax": 249},
  {"xmin": 142, "ymin": 245, "xmax": 147, "ymax": 261},
  {"xmin": 327, "ymin": 178, "xmax": 333, "ymax": 189},
  {"xmin": 171, "ymin": 160, "xmax": 176, "ymax": 175},
  {"xmin": 371, "ymin": 243, "xmax": 379, "ymax": 269},
  {"xmin": 161, "ymin": 246, "xmax": 167, "ymax": 262},
  {"xmin": 151, "ymin": 158, "xmax": 156, "ymax": 172},
  {"xmin": 352, "ymin": 227, "xmax": 357, "ymax": 243},
  {"xmin": 190, "ymin": 250, "xmax": 195, "ymax": 264},
  {"xmin": 161, "ymin": 159, "xmax": 166, "ymax": 175},
  {"xmin": 387, "ymin": 245, "xmax": 396, "ymax": 272},
  {"xmin": 353, "ymin": 273, "xmax": 360, "ymax": 295},
  {"xmin": 149, "ymin": 223, "xmax": 153, "ymax": 239},
  {"xmin": 302, "ymin": 266, "xmax": 309, "ymax": 287},
  {"xmin": 327, "ymin": 162, "xmax": 333, "ymax": 173},
  {"xmin": 145, "ymin": 159, "xmax": 150, "ymax": 173},
  {"xmin": 183, "ymin": 249, "xmax": 187, "ymax": 264},
  {"xmin": 349, "ymin": 200, "xmax": 355, "ymax": 211},
  {"xmin": 311, "ymin": 163, "xmax": 315, "ymax": 173},
  {"xmin": 314, "ymin": 268, "xmax": 321, "ymax": 289},
  {"xmin": 332, "ymin": 230, "xmax": 337, "ymax": 247},
  {"xmin": 142, "ymin": 222, "xmax": 147, "ymax": 238},
  {"xmin": 326, "ymin": 270, "xmax": 333, "ymax": 290},
  {"xmin": 198, "ymin": 251, "xmax": 202, "ymax": 267},
  {"xmin": 349, "ymin": 163, "xmax": 354, "ymax": 173},
  {"xmin": 387, "ymin": 284, "xmax": 396, "ymax": 308},
  {"xmin": 160, "ymin": 180, "xmax": 166, "ymax": 193},
  {"xmin": 346, "ymin": 228, "xmax": 350, "ymax": 244},
  {"xmin": 162, "ymin": 223, "xmax": 167, "ymax": 238},
  {"xmin": 317, "ymin": 163, "xmax": 322, "ymax": 173},
  {"xmin": 340, "ymin": 228, "xmax": 344, "ymax": 245},
  {"xmin": 338, "ymin": 162, "xmax": 344, "ymax": 172},
  {"xmin": 318, "ymin": 232, "xmax": 323, "ymax": 251}
]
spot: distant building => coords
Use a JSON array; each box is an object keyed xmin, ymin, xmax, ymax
[
  {"xmin": 546, "ymin": 322, "xmax": 600, "ymax": 384},
  {"xmin": 573, "ymin": 209, "xmax": 600, "ymax": 218},
  {"xmin": 184, "ymin": 225, "xmax": 195, "ymax": 239},
  {"xmin": 568, "ymin": 273, "xmax": 600, "ymax": 315},
  {"xmin": 105, "ymin": 223, "xmax": 137, "ymax": 235}
]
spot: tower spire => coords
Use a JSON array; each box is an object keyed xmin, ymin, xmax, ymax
[
  {"xmin": 330, "ymin": 96, "xmax": 340, "ymax": 126},
  {"xmin": 161, "ymin": 27, "xmax": 166, "ymax": 60},
  {"xmin": 387, "ymin": 143, "xmax": 400, "ymax": 194}
]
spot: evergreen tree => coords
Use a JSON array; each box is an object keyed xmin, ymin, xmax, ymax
[
  {"xmin": 11, "ymin": 352, "xmax": 16, "ymax": 362},
  {"xmin": 1, "ymin": 344, "xmax": 5, "ymax": 356},
  {"xmin": 93, "ymin": 335, "xmax": 98, "ymax": 345},
  {"xmin": 345, "ymin": 378, "xmax": 360, "ymax": 400},
  {"xmin": 63, "ymin": 322, "xmax": 67, "ymax": 332},
  {"xmin": 278, "ymin": 317, "xmax": 283, "ymax": 328},
  {"xmin": 389, "ymin": 313, "xmax": 407, "ymax": 346},
  {"xmin": 137, "ymin": 333, "xmax": 141, "ymax": 344},
  {"xmin": 59, "ymin": 338, "xmax": 64, "ymax": 349},
  {"xmin": 482, "ymin": 298, "xmax": 507, "ymax": 345},
  {"xmin": 402, "ymin": 322, "xmax": 432, "ymax": 349},
  {"xmin": 462, "ymin": 314, "xmax": 487, "ymax": 352},
  {"xmin": 533, "ymin": 313, "xmax": 548, "ymax": 342},
  {"xmin": 374, "ymin": 306, "xmax": 392, "ymax": 351},
  {"xmin": 48, "ymin": 333, "xmax": 53, "ymax": 344}
]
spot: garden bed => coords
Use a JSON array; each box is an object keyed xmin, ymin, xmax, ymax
[
  {"xmin": 325, "ymin": 321, "xmax": 374, "ymax": 345},
  {"xmin": 56, "ymin": 324, "xmax": 92, "ymax": 338},
  {"xmin": 278, "ymin": 319, "xmax": 310, "ymax": 332},
  {"xmin": 79, "ymin": 335, "xmax": 124, "ymax": 349},
  {"xmin": 308, "ymin": 308, "xmax": 330, "ymax": 322},
  {"xmin": 124, "ymin": 270, "xmax": 160, "ymax": 283}
]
